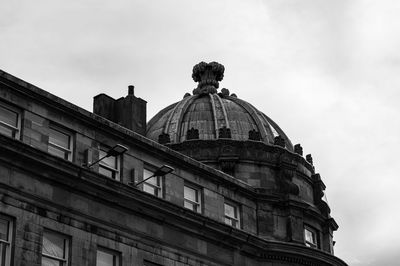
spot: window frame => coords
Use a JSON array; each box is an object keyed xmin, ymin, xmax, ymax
[
  {"xmin": 48, "ymin": 125, "xmax": 73, "ymax": 161},
  {"xmin": 0, "ymin": 214, "xmax": 13, "ymax": 266},
  {"xmin": 142, "ymin": 168, "xmax": 163, "ymax": 198},
  {"xmin": 41, "ymin": 229, "xmax": 70, "ymax": 266},
  {"xmin": 304, "ymin": 226, "xmax": 318, "ymax": 248},
  {"xmin": 96, "ymin": 246, "xmax": 121, "ymax": 266},
  {"xmin": 183, "ymin": 183, "xmax": 202, "ymax": 213},
  {"xmin": 0, "ymin": 101, "xmax": 21, "ymax": 140},
  {"xmin": 98, "ymin": 147, "xmax": 121, "ymax": 181},
  {"xmin": 224, "ymin": 201, "xmax": 241, "ymax": 229}
]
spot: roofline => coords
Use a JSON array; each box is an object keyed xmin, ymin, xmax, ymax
[{"xmin": 0, "ymin": 69, "xmax": 254, "ymax": 193}]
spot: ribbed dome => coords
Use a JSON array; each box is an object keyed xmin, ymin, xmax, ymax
[{"xmin": 146, "ymin": 62, "xmax": 293, "ymax": 151}]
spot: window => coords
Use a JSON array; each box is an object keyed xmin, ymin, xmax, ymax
[
  {"xmin": 0, "ymin": 103, "xmax": 20, "ymax": 139},
  {"xmin": 41, "ymin": 230, "xmax": 69, "ymax": 266},
  {"xmin": 304, "ymin": 226, "xmax": 318, "ymax": 248},
  {"xmin": 99, "ymin": 149, "xmax": 120, "ymax": 180},
  {"xmin": 96, "ymin": 247, "xmax": 120, "ymax": 266},
  {"xmin": 224, "ymin": 201, "xmax": 240, "ymax": 229},
  {"xmin": 48, "ymin": 126, "xmax": 72, "ymax": 161},
  {"xmin": 0, "ymin": 215, "xmax": 13, "ymax": 266},
  {"xmin": 184, "ymin": 185, "xmax": 201, "ymax": 213},
  {"xmin": 142, "ymin": 169, "xmax": 163, "ymax": 198}
]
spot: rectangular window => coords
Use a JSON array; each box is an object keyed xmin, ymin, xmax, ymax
[
  {"xmin": 304, "ymin": 226, "xmax": 318, "ymax": 248},
  {"xmin": 142, "ymin": 169, "xmax": 163, "ymax": 198},
  {"xmin": 96, "ymin": 247, "xmax": 120, "ymax": 266},
  {"xmin": 99, "ymin": 149, "xmax": 120, "ymax": 180},
  {"xmin": 224, "ymin": 201, "xmax": 240, "ymax": 229},
  {"xmin": 48, "ymin": 126, "xmax": 73, "ymax": 161},
  {"xmin": 0, "ymin": 103, "xmax": 20, "ymax": 139},
  {"xmin": 0, "ymin": 215, "xmax": 13, "ymax": 266},
  {"xmin": 41, "ymin": 230, "xmax": 69, "ymax": 266},
  {"xmin": 184, "ymin": 185, "xmax": 201, "ymax": 213}
]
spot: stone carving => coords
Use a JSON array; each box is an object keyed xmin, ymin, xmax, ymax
[
  {"xmin": 186, "ymin": 127, "xmax": 199, "ymax": 140},
  {"xmin": 294, "ymin": 144, "xmax": 303, "ymax": 155},
  {"xmin": 218, "ymin": 126, "xmax": 232, "ymax": 139},
  {"xmin": 221, "ymin": 145, "xmax": 234, "ymax": 155},
  {"xmin": 192, "ymin": 61, "xmax": 225, "ymax": 95},
  {"xmin": 218, "ymin": 145, "xmax": 238, "ymax": 175},
  {"xmin": 274, "ymin": 135, "xmax": 285, "ymax": 147},
  {"xmin": 220, "ymin": 159, "xmax": 236, "ymax": 176},
  {"xmin": 220, "ymin": 88, "xmax": 230, "ymax": 97},
  {"xmin": 312, "ymin": 173, "xmax": 330, "ymax": 215},
  {"xmin": 312, "ymin": 174, "xmax": 324, "ymax": 200},
  {"xmin": 249, "ymin": 129, "xmax": 261, "ymax": 141},
  {"xmin": 158, "ymin": 133, "xmax": 170, "ymax": 145},
  {"xmin": 183, "ymin": 93, "xmax": 191, "ymax": 98},
  {"xmin": 306, "ymin": 154, "xmax": 313, "ymax": 165}
]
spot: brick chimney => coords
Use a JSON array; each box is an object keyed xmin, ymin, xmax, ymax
[{"xmin": 93, "ymin": 85, "xmax": 147, "ymax": 135}]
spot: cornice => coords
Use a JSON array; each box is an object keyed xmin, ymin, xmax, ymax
[
  {"xmin": 169, "ymin": 139, "xmax": 314, "ymax": 172},
  {"xmin": 0, "ymin": 134, "xmax": 334, "ymax": 224},
  {"xmin": 0, "ymin": 70, "xmax": 255, "ymax": 195}
]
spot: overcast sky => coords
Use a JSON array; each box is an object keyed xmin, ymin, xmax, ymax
[{"xmin": 1, "ymin": 1, "xmax": 400, "ymax": 265}]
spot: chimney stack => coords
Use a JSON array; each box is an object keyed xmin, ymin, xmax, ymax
[{"xmin": 93, "ymin": 86, "xmax": 147, "ymax": 135}]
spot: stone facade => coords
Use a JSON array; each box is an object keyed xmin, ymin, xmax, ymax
[{"xmin": 0, "ymin": 65, "xmax": 347, "ymax": 266}]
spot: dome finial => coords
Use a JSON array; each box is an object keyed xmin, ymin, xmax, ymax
[{"xmin": 192, "ymin": 61, "xmax": 225, "ymax": 95}]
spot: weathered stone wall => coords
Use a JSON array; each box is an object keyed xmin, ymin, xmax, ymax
[{"xmin": 0, "ymin": 69, "xmax": 347, "ymax": 266}]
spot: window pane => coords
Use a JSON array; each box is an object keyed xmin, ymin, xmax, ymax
[
  {"xmin": 143, "ymin": 169, "xmax": 153, "ymax": 179},
  {"xmin": 184, "ymin": 186, "xmax": 197, "ymax": 202},
  {"xmin": 143, "ymin": 170, "xmax": 162, "ymax": 197},
  {"xmin": 99, "ymin": 150, "xmax": 107, "ymax": 159},
  {"xmin": 145, "ymin": 176, "xmax": 158, "ymax": 186},
  {"xmin": 224, "ymin": 203, "xmax": 235, "ymax": 218},
  {"xmin": 305, "ymin": 230, "xmax": 312, "ymax": 242},
  {"xmin": 0, "ymin": 219, "xmax": 8, "ymax": 241},
  {"xmin": 49, "ymin": 128, "xmax": 70, "ymax": 149},
  {"xmin": 42, "ymin": 232, "xmax": 65, "ymax": 258},
  {"xmin": 0, "ymin": 106, "xmax": 18, "ymax": 127},
  {"xmin": 101, "ymin": 155, "xmax": 117, "ymax": 169},
  {"xmin": 224, "ymin": 217, "xmax": 232, "ymax": 226},
  {"xmin": 99, "ymin": 166, "xmax": 114, "ymax": 178},
  {"xmin": 0, "ymin": 125, "xmax": 14, "ymax": 138},
  {"xmin": 0, "ymin": 242, "xmax": 6, "ymax": 265},
  {"xmin": 143, "ymin": 183, "xmax": 156, "ymax": 195},
  {"xmin": 305, "ymin": 228, "xmax": 316, "ymax": 244},
  {"xmin": 42, "ymin": 256, "xmax": 62, "ymax": 266},
  {"xmin": 48, "ymin": 145, "xmax": 68, "ymax": 159},
  {"xmin": 96, "ymin": 250, "xmax": 114, "ymax": 266},
  {"xmin": 184, "ymin": 201, "xmax": 195, "ymax": 211}
]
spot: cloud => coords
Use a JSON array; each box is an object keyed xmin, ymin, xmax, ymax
[{"xmin": 1, "ymin": 1, "xmax": 400, "ymax": 265}]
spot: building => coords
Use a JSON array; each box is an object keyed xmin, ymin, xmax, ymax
[{"xmin": 0, "ymin": 62, "xmax": 348, "ymax": 266}]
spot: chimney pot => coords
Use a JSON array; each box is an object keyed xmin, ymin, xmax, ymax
[{"xmin": 128, "ymin": 85, "xmax": 135, "ymax": 95}]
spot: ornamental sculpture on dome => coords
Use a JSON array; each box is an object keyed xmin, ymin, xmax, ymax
[{"xmin": 192, "ymin": 61, "xmax": 225, "ymax": 95}]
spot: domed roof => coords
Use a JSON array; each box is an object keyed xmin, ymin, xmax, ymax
[{"xmin": 146, "ymin": 62, "xmax": 293, "ymax": 151}]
